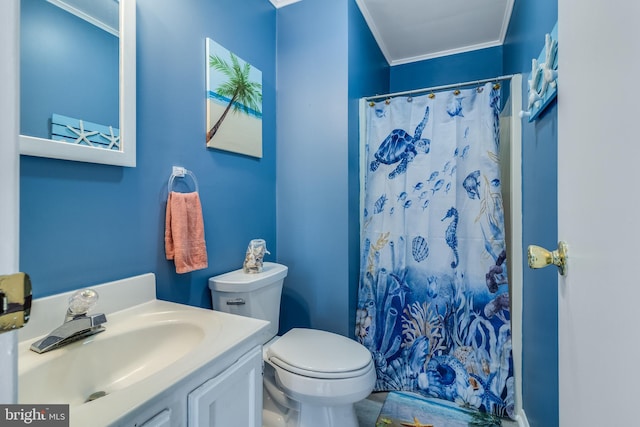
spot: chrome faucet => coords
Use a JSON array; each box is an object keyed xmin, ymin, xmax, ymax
[{"xmin": 30, "ymin": 289, "xmax": 107, "ymax": 354}]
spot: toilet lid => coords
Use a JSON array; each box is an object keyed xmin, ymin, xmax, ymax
[{"xmin": 266, "ymin": 328, "xmax": 373, "ymax": 379}]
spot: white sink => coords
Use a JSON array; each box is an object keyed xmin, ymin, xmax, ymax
[
  {"xmin": 20, "ymin": 305, "xmax": 209, "ymax": 406},
  {"xmin": 18, "ymin": 274, "xmax": 270, "ymax": 426}
]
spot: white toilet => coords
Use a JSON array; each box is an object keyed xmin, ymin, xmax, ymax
[{"xmin": 209, "ymin": 262, "xmax": 375, "ymax": 427}]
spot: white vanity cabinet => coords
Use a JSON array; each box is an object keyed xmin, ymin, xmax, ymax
[
  {"xmin": 19, "ymin": 275, "xmax": 270, "ymax": 427},
  {"xmin": 188, "ymin": 345, "xmax": 263, "ymax": 426}
]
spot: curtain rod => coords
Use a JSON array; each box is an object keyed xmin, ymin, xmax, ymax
[{"xmin": 364, "ymin": 74, "xmax": 515, "ymax": 102}]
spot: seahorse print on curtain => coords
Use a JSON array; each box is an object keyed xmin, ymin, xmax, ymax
[{"xmin": 356, "ymin": 83, "xmax": 514, "ymax": 419}]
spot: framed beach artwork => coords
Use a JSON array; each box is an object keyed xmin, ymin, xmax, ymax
[{"xmin": 206, "ymin": 38, "xmax": 263, "ymax": 158}]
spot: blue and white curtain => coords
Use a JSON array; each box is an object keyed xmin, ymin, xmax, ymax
[{"xmin": 356, "ymin": 83, "xmax": 514, "ymax": 419}]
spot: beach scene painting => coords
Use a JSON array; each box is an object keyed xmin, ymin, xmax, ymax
[{"xmin": 206, "ymin": 38, "xmax": 262, "ymax": 157}]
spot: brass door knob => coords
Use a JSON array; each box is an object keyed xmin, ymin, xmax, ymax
[
  {"xmin": 527, "ymin": 241, "xmax": 568, "ymax": 276},
  {"xmin": 0, "ymin": 272, "xmax": 32, "ymax": 332}
]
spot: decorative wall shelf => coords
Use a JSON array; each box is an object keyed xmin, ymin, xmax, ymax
[
  {"xmin": 51, "ymin": 114, "xmax": 120, "ymax": 150},
  {"xmin": 520, "ymin": 22, "xmax": 558, "ymax": 122}
]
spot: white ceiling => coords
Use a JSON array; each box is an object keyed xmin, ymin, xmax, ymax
[
  {"xmin": 356, "ymin": 0, "xmax": 514, "ymax": 66},
  {"xmin": 270, "ymin": 0, "xmax": 514, "ymax": 67}
]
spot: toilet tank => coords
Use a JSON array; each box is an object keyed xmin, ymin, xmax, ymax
[{"xmin": 208, "ymin": 262, "xmax": 287, "ymax": 340}]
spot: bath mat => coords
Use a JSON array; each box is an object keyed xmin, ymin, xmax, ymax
[{"xmin": 375, "ymin": 391, "xmax": 505, "ymax": 427}]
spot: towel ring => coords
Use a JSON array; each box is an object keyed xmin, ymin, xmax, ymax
[{"xmin": 168, "ymin": 166, "xmax": 199, "ymax": 194}]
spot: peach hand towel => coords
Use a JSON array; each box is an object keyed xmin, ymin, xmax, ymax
[{"xmin": 165, "ymin": 191, "xmax": 208, "ymax": 273}]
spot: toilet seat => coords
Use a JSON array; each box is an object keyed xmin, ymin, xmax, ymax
[
  {"xmin": 266, "ymin": 328, "xmax": 373, "ymax": 379},
  {"xmin": 266, "ymin": 356, "xmax": 376, "ymax": 406},
  {"xmin": 269, "ymin": 356, "xmax": 373, "ymax": 379}
]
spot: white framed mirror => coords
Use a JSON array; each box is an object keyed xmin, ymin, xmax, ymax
[{"xmin": 19, "ymin": 0, "xmax": 136, "ymax": 167}]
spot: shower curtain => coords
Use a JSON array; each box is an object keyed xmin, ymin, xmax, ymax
[{"xmin": 356, "ymin": 83, "xmax": 514, "ymax": 419}]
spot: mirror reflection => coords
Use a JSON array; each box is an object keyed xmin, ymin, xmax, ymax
[{"xmin": 20, "ymin": 0, "xmax": 119, "ymax": 150}]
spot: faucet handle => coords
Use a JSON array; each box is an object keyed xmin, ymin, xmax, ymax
[
  {"xmin": 67, "ymin": 289, "xmax": 99, "ymax": 317},
  {"xmin": 89, "ymin": 313, "xmax": 107, "ymax": 327}
]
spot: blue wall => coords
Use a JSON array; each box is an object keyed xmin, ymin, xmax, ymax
[
  {"xmin": 503, "ymin": 1, "xmax": 559, "ymax": 426},
  {"xmin": 275, "ymin": 0, "xmax": 349, "ymax": 336},
  {"xmin": 390, "ymin": 46, "xmax": 504, "ymax": 92},
  {"xmin": 20, "ymin": 0, "xmax": 278, "ymax": 309},
  {"xmin": 20, "ymin": 0, "xmax": 119, "ymax": 139},
  {"xmin": 275, "ymin": 0, "xmax": 388, "ymax": 337}
]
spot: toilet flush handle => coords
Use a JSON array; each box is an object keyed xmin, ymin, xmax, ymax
[{"xmin": 226, "ymin": 298, "xmax": 246, "ymax": 306}]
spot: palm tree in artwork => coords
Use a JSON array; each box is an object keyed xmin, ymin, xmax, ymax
[{"xmin": 206, "ymin": 52, "xmax": 262, "ymax": 143}]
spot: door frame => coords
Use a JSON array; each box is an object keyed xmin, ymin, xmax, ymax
[{"xmin": 0, "ymin": 0, "xmax": 20, "ymax": 404}]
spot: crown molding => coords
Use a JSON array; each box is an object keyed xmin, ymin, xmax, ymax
[{"xmin": 269, "ymin": 0, "xmax": 301, "ymax": 9}]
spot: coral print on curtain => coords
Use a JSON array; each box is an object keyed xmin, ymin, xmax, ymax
[{"xmin": 356, "ymin": 83, "xmax": 514, "ymax": 419}]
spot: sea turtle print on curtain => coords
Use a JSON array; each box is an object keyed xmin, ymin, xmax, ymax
[{"xmin": 356, "ymin": 83, "xmax": 514, "ymax": 419}]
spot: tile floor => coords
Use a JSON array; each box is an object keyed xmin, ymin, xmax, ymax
[{"xmin": 355, "ymin": 392, "xmax": 386, "ymax": 426}]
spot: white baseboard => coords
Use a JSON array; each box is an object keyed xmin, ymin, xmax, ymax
[{"xmin": 515, "ymin": 408, "xmax": 530, "ymax": 427}]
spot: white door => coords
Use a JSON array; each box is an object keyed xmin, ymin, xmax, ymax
[
  {"xmin": 0, "ymin": 0, "xmax": 20, "ymax": 404},
  {"xmin": 558, "ymin": 2, "xmax": 640, "ymax": 425}
]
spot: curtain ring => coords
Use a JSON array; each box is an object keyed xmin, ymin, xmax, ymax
[
  {"xmin": 385, "ymin": 97, "xmax": 391, "ymax": 105},
  {"xmin": 369, "ymin": 101, "xmax": 375, "ymax": 107},
  {"xmin": 493, "ymin": 83, "xmax": 501, "ymax": 90},
  {"xmin": 428, "ymin": 93, "xmax": 435, "ymax": 99},
  {"xmin": 406, "ymin": 96, "xmax": 413, "ymax": 103},
  {"xmin": 453, "ymin": 89, "xmax": 461, "ymax": 96},
  {"xmin": 477, "ymin": 86, "xmax": 484, "ymax": 93}
]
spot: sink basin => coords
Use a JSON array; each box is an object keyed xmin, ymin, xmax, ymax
[
  {"xmin": 20, "ymin": 309, "xmax": 207, "ymax": 406},
  {"xmin": 18, "ymin": 274, "xmax": 270, "ymax": 427}
]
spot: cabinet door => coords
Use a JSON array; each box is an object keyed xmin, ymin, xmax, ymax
[
  {"xmin": 188, "ymin": 346, "xmax": 263, "ymax": 427},
  {"xmin": 139, "ymin": 409, "xmax": 172, "ymax": 427}
]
